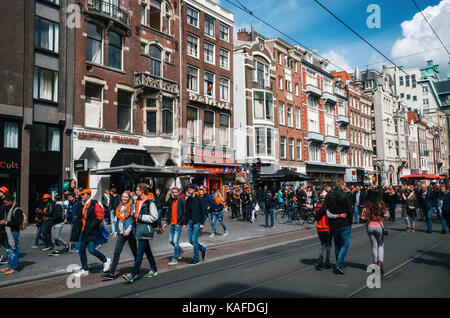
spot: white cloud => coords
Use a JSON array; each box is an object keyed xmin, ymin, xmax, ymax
[
  {"xmin": 391, "ymin": 0, "xmax": 450, "ymax": 77},
  {"xmin": 322, "ymin": 50, "xmax": 354, "ymax": 73}
]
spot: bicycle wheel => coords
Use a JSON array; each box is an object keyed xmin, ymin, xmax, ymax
[
  {"xmin": 295, "ymin": 211, "xmax": 306, "ymax": 225},
  {"xmin": 275, "ymin": 210, "xmax": 289, "ymax": 224},
  {"xmin": 305, "ymin": 211, "xmax": 316, "ymax": 224}
]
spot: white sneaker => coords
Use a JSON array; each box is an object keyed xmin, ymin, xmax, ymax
[
  {"xmin": 75, "ymin": 269, "xmax": 89, "ymax": 277},
  {"xmin": 103, "ymin": 257, "xmax": 112, "ymax": 272},
  {"xmin": 223, "ymin": 231, "xmax": 229, "ymax": 236},
  {"xmin": 209, "ymin": 233, "xmax": 215, "ymax": 238}
]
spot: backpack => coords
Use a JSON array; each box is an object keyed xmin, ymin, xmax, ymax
[
  {"xmin": 148, "ymin": 200, "xmax": 159, "ymax": 228},
  {"xmin": 53, "ymin": 203, "xmax": 65, "ymax": 224},
  {"xmin": 13, "ymin": 207, "xmax": 28, "ymax": 231}
]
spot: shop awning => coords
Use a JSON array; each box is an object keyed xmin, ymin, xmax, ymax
[
  {"xmin": 306, "ymin": 164, "xmax": 345, "ymax": 174},
  {"xmin": 256, "ymin": 168, "xmax": 311, "ymax": 182},
  {"xmin": 90, "ymin": 163, "xmax": 213, "ymax": 178},
  {"xmin": 182, "ymin": 164, "xmax": 244, "ymax": 175}
]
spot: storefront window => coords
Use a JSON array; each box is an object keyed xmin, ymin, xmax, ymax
[{"xmin": 4, "ymin": 122, "xmax": 19, "ymax": 149}]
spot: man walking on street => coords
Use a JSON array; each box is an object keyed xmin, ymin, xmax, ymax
[
  {"xmin": 416, "ymin": 182, "xmax": 436, "ymax": 233},
  {"xmin": 352, "ymin": 186, "xmax": 366, "ymax": 224},
  {"xmin": 0, "ymin": 195, "xmax": 24, "ymax": 275},
  {"xmin": 241, "ymin": 186, "xmax": 251, "ymax": 223},
  {"xmin": 70, "ymin": 189, "xmax": 111, "ymax": 277},
  {"xmin": 162, "ymin": 187, "xmax": 186, "ymax": 265},
  {"xmin": 324, "ymin": 178, "xmax": 353, "ymax": 274},
  {"xmin": 230, "ymin": 186, "xmax": 241, "ymax": 220},
  {"xmin": 40, "ymin": 194, "xmax": 56, "ymax": 251},
  {"xmin": 255, "ymin": 186, "xmax": 266, "ymax": 216},
  {"xmin": 184, "ymin": 184, "xmax": 207, "ymax": 265}
]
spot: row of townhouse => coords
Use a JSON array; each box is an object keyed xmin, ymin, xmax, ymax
[{"xmin": 233, "ymin": 30, "xmax": 375, "ymax": 186}]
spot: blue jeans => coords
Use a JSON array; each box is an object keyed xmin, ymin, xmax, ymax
[
  {"xmin": 437, "ymin": 200, "xmax": 448, "ymax": 231},
  {"xmin": 78, "ymin": 236, "xmax": 107, "ymax": 271},
  {"xmin": 422, "ymin": 207, "xmax": 434, "ymax": 230},
  {"xmin": 188, "ymin": 220, "xmax": 206, "ymax": 262},
  {"xmin": 34, "ymin": 226, "xmax": 43, "ymax": 246},
  {"xmin": 331, "ymin": 226, "xmax": 352, "ymax": 268},
  {"xmin": 169, "ymin": 225, "xmax": 183, "ymax": 260},
  {"xmin": 354, "ymin": 206, "xmax": 360, "ymax": 223},
  {"xmin": 4, "ymin": 232, "xmax": 19, "ymax": 270},
  {"xmin": 211, "ymin": 212, "xmax": 227, "ymax": 234},
  {"xmin": 132, "ymin": 239, "xmax": 157, "ymax": 276},
  {"xmin": 258, "ymin": 201, "xmax": 266, "ymax": 214},
  {"xmin": 110, "ymin": 210, "xmax": 117, "ymax": 233},
  {"xmin": 157, "ymin": 209, "xmax": 163, "ymax": 228},
  {"xmin": 388, "ymin": 203, "xmax": 397, "ymax": 221},
  {"xmin": 265, "ymin": 208, "xmax": 274, "ymax": 228}
]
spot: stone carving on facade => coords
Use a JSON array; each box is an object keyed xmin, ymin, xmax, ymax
[
  {"xmin": 134, "ymin": 73, "xmax": 179, "ymax": 95},
  {"xmin": 188, "ymin": 92, "xmax": 231, "ymax": 110}
]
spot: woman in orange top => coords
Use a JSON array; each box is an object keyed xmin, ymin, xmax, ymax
[{"xmin": 102, "ymin": 191, "xmax": 137, "ymax": 280}]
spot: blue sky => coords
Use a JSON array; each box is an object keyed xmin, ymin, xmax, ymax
[{"xmin": 217, "ymin": 0, "xmax": 450, "ymax": 77}]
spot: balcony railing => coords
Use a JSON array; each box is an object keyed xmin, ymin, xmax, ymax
[
  {"xmin": 308, "ymin": 132, "xmax": 324, "ymax": 143},
  {"xmin": 337, "ymin": 114, "xmax": 349, "ymax": 125},
  {"xmin": 324, "ymin": 135, "xmax": 339, "ymax": 146},
  {"xmin": 323, "ymin": 92, "xmax": 337, "ymax": 104},
  {"xmin": 305, "ymin": 84, "xmax": 321, "ymax": 97},
  {"xmin": 86, "ymin": 0, "xmax": 130, "ymax": 27},
  {"xmin": 339, "ymin": 139, "xmax": 350, "ymax": 148}
]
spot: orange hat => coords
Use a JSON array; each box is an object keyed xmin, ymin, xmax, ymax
[
  {"xmin": 80, "ymin": 189, "xmax": 92, "ymax": 195},
  {"xmin": 0, "ymin": 186, "xmax": 8, "ymax": 194},
  {"xmin": 235, "ymin": 185, "xmax": 240, "ymax": 188},
  {"xmin": 409, "ymin": 185, "xmax": 415, "ymax": 189},
  {"xmin": 43, "ymin": 194, "xmax": 51, "ymax": 199},
  {"xmin": 244, "ymin": 185, "xmax": 250, "ymax": 189}
]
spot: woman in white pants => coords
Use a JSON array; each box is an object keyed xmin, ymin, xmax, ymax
[{"xmin": 361, "ymin": 190, "xmax": 390, "ymax": 274}]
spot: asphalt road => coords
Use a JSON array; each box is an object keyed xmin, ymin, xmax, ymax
[{"xmin": 63, "ymin": 218, "xmax": 450, "ymax": 298}]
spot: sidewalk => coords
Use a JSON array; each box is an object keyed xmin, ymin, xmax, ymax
[{"xmin": 0, "ymin": 211, "xmax": 315, "ymax": 287}]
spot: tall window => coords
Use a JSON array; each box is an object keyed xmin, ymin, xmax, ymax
[
  {"xmin": 220, "ymin": 77, "xmax": 229, "ymax": 101},
  {"xmin": 253, "ymin": 61, "xmax": 269, "ymax": 88},
  {"xmin": 341, "ymin": 150, "xmax": 348, "ymax": 165},
  {"xmin": 149, "ymin": 0, "xmax": 161, "ymax": 30},
  {"xmin": 162, "ymin": 97, "xmax": 173, "ymax": 135},
  {"xmin": 309, "ymin": 144, "xmax": 320, "ymax": 162},
  {"xmin": 187, "ymin": 66, "xmax": 198, "ymax": 92},
  {"xmin": 162, "ymin": 2, "xmax": 172, "ymax": 34},
  {"xmin": 254, "ymin": 92, "xmax": 272, "ymax": 120},
  {"xmin": 289, "ymin": 138, "xmax": 294, "ymax": 160},
  {"xmin": 219, "ymin": 48, "xmax": 229, "ymax": 69},
  {"xmin": 287, "ymin": 105, "xmax": 293, "ymax": 127},
  {"xmin": 265, "ymin": 93, "xmax": 273, "ymax": 120},
  {"xmin": 399, "ymin": 76, "xmax": 403, "ymax": 86},
  {"xmin": 220, "ymin": 24, "xmax": 229, "ymax": 42},
  {"xmin": 204, "ymin": 41, "xmax": 215, "ymax": 64},
  {"xmin": 296, "ymin": 140, "xmax": 302, "ymax": 161},
  {"xmin": 412, "ymin": 74, "xmax": 416, "ymax": 88},
  {"xmin": 87, "ymin": 23, "xmax": 102, "ymax": 64},
  {"xmin": 279, "ymin": 102, "xmax": 285, "ymax": 125},
  {"xmin": 279, "ymin": 76, "xmax": 283, "ymax": 90},
  {"xmin": 204, "ymin": 72, "xmax": 214, "ymax": 97},
  {"xmin": 326, "ymin": 147, "xmax": 336, "ymax": 163},
  {"xmin": 117, "ymin": 91, "xmax": 131, "ymax": 132},
  {"xmin": 203, "ymin": 110, "xmax": 214, "ymax": 144},
  {"xmin": 219, "ymin": 114, "xmax": 230, "ymax": 147},
  {"xmin": 141, "ymin": 5, "xmax": 147, "ymax": 25},
  {"xmin": 187, "ymin": 7, "xmax": 198, "ymax": 27},
  {"xmin": 108, "ymin": 31, "xmax": 122, "ymax": 69},
  {"xmin": 325, "ymin": 115, "xmax": 335, "ymax": 136},
  {"xmin": 204, "ymin": 15, "xmax": 215, "ymax": 37},
  {"xmin": 187, "ymin": 34, "xmax": 199, "ymax": 58},
  {"xmin": 85, "ymin": 83, "xmax": 102, "ymax": 128},
  {"xmin": 187, "ymin": 106, "xmax": 198, "ymax": 142},
  {"xmin": 280, "ymin": 136, "xmax": 286, "ymax": 159},
  {"xmin": 146, "ymin": 99, "xmax": 157, "ymax": 134},
  {"xmin": 33, "ymin": 67, "xmax": 58, "ymax": 103},
  {"xmin": 255, "ymin": 127, "xmax": 266, "ymax": 155},
  {"xmin": 149, "ymin": 45, "xmax": 162, "ymax": 76},
  {"xmin": 405, "ymin": 75, "xmax": 410, "ymax": 87},
  {"xmin": 295, "ymin": 107, "xmax": 301, "ymax": 129},
  {"xmin": 47, "ymin": 127, "xmax": 60, "ymax": 152},
  {"xmin": 308, "ymin": 108, "xmax": 319, "ymax": 132},
  {"xmin": 4, "ymin": 122, "xmax": 19, "ymax": 149},
  {"xmin": 34, "ymin": 17, "xmax": 59, "ymax": 53}
]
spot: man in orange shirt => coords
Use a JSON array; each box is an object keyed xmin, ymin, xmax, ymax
[{"xmin": 162, "ymin": 187, "xmax": 186, "ymax": 265}]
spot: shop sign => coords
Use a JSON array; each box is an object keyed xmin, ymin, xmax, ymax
[
  {"xmin": 181, "ymin": 144, "xmax": 235, "ymax": 164},
  {"xmin": 77, "ymin": 132, "xmax": 139, "ymax": 146},
  {"xmin": 0, "ymin": 161, "xmax": 19, "ymax": 170},
  {"xmin": 74, "ymin": 159, "xmax": 88, "ymax": 171}
]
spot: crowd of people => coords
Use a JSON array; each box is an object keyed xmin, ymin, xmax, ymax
[{"xmin": 0, "ymin": 179, "xmax": 449, "ymax": 281}]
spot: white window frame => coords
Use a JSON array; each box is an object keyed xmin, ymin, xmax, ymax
[
  {"xmin": 219, "ymin": 77, "xmax": 230, "ymax": 102},
  {"xmin": 204, "ymin": 40, "xmax": 215, "ymax": 65},
  {"xmin": 219, "ymin": 23, "xmax": 229, "ymax": 42},
  {"xmin": 279, "ymin": 102, "xmax": 285, "ymax": 126},
  {"xmin": 289, "ymin": 138, "xmax": 294, "ymax": 160},
  {"xmin": 204, "ymin": 14, "xmax": 215, "ymax": 39},
  {"xmin": 187, "ymin": 33, "xmax": 199, "ymax": 59},
  {"xmin": 287, "ymin": 105, "xmax": 293, "ymax": 127},
  {"xmin": 204, "ymin": 71, "xmax": 215, "ymax": 98},
  {"xmin": 296, "ymin": 140, "xmax": 302, "ymax": 161},
  {"xmin": 187, "ymin": 105, "xmax": 199, "ymax": 143},
  {"xmin": 295, "ymin": 107, "xmax": 301, "ymax": 130},
  {"xmin": 280, "ymin": 136, "xmax": 286, "ymax": 159},
  {"xmin": 187, "ymin": 6, "xmax": 199, "ymax": 28},
  {"xmin": 219, "ymin": 48, "xmax": 229, "ymax": 70},
  {"xmin": 203, "ymin": 109, "xmax": 215, "ymax": 145},
  {"xmin": 187, "ymin": 65, "xmax": 199, "ymax": 93}
]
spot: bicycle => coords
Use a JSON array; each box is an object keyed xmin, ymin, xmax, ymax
[
  {"xmin": 275, "ymin": 201, "xmax": 293, "ymax": 224},
  {"xmin": 289, "ymin": 203, "xmax": 316, "ymax": 225}
]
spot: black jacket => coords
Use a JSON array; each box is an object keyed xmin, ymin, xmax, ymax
[
  {"xmin": 441, "ymin": 192, "xmax": 450, "ymax": 220},
  {"xmin": 383, "ymin": 191, "xmax": 400, "ymax": 205},
  {"xmin": 241, "ymin": 192, "xmax": 251, "ymax": 207},
  {"xmin": 110, "ymin": 194, "xmax": 120, "ymax": 212},
  {"xmin": 185, "ymin": 194, "xmax": 206, "ymax": 225},
  {"xmin": 296, "ymin": 190, "xmax": 307, "ymax": 205},
  {"xmin": 166, "ymin": 197, "xmax": 186, "ymax": 226},
  {"xmin": 416, "ymin": 188, "xmax": 436, "ymax": 211},
  {"xmin": 263, "ymin": 193, "xmax": 276, "ymax": 209},
  {"xmin": 352, "ymin": 190, "xmax": 366, "ymax": 207},
  {"xmin": 323, "ymin": 188, "xmax": 353, "ymax": 229},
  {"xmin": 70, "ymin": 200, "xmax": 103, "ymax": 243},
  {"xmin": 155, "ymin": 194, "xmax": 166, "ymax": 210}
]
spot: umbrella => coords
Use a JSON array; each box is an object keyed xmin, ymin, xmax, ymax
[
  {"xmin": 423, "ymin": 174, "xmax": 445, "ymax": 180},
  {"xmin": 257, "ymin": 168, "xmax": 311, "ymax": 182},
  {"xmin": 400, "ymin": 173, "xmax": 426, "ymax": 180}
]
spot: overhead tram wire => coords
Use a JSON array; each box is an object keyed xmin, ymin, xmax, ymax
[
  {"xmin": 358, "ymin": 45, "xmax": 450, "ymax": 69},
  {"xmin": 411, "ymin": 0, "xmax": 450, "ymax": 57},
  {"xmin": 223, "ymin": 0, "xmax": 348, "ymax": 73},
  {"xmin": 312, "ymin": 0, "xmax": 409, "ymax": 76}
]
